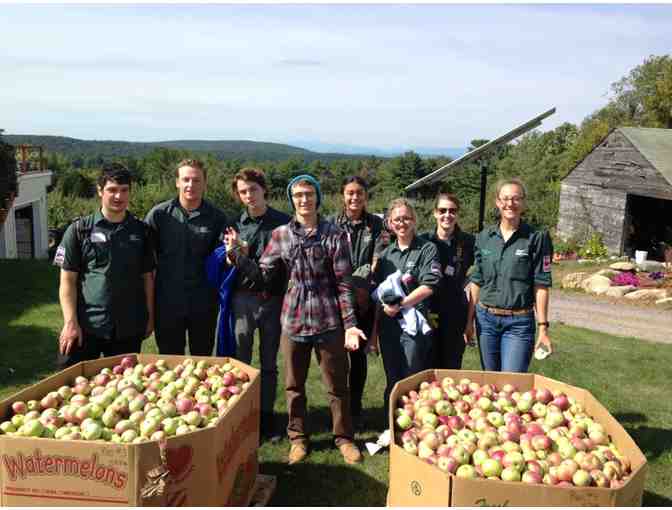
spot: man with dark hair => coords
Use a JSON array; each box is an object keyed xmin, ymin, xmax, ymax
[
  {"xmin": 54, "ymin": 163, "xmax": 155, "ymax": 368},
  {"xmin": 224, "ymin": 174, "xmax": 366, "ymax": 465},
  {"xmin": 229, "ymin": 167, "xmax": 290, "ymax": 442},
  {"xmin": 145, "ymin": 159, "xmax": 228, "ymax": 356}
]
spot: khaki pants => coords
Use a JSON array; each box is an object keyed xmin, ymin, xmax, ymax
[{"xmin": 283, "ymin": 329, "xmax": 354, "ymax": 447}]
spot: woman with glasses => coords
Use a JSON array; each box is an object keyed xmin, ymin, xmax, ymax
[
  {"xmin": 330, "ymin": 176, "xmax": 389, "ymax": 429},
  {"xmin": 369, "ymin": 198, "xmax": 441, "ymax": 422},
  {"xmin": 420, "ymin": 192, "xmax": 475, "ymax": 369},
  {"xmin": 469, "ymin": 178, "xmax": 554, "ymax": 373}
]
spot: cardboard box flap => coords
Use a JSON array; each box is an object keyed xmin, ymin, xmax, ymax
[
  {"xmin": 389, "ymin": 444, "xmax": 450, "ymax": 507},
  {"xmin": 1, "ymin": 365, "xmax": 83, "ymax": 421}
]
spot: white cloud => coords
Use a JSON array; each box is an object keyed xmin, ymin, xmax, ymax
[{"xmin": 1, "ymin": 4, "xmax": 670, "ymax": 148}]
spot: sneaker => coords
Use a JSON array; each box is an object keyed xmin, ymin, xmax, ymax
[
  {"xmin": 261, "ymin": 413, "xmax": 283, "ymax": 444},
  {"xmin": 338, "ymin": 442, "xmax": 362, "ymax": 465},
  {"xmin": 264, "ymin": 431, "xmax": 283, "ymax": 444},
  {"xmin": 288, "ymin": 442, "xmax": 308, "ymax": 465}
]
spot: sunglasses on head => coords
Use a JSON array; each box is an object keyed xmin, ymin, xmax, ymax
[{"xmin": 436, "ymin": 207, "xmax": 458, "ymax": 215}]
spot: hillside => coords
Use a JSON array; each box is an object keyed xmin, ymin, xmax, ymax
[{"xmin": 4, "ymin": 135, "xmax": 371, "ymax": 163}]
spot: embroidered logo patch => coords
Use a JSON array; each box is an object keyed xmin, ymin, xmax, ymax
[
  {"xmin": 543, "ymin": 255, "xmax": 552, "ymax": 272},
  {"xmin": 444, "ymin": 265, "xmax": 455, "ymax": 277},
  {"xmin": 515, "ymin": 248, "xmax": 529, "ymax": 257},
  {"xmin": 90, "ymin": 232, "xmax": 107, "ymax": 243},
  {"xmin": 129, "ymin": 234, "xmax": 141, "ymax": 242},
  {"xmin": 53, "ymin": 246, "xmax": 66, "ymax": 266}
]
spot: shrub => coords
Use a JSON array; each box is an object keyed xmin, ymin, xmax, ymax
[
  {"xmin": 554, "ymin": 236, "xmax": 580, "ymax": 256},
  {"xmin": 578, "ymin": 232, "xmax": 609, "ymax": 259}
]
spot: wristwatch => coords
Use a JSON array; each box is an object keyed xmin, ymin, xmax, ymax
[{"xmin": 537, "ymin": 322, "xmax": 550, "ymax": 328}]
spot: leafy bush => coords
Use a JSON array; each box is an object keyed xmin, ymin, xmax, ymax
[
  {"xmin": 554, "ymin": 236, "xmax": 580, "ymax": 255},
  {"xmin": 611, "ymin": 271, "xmax": 639, "ymax": 287},
  {"xmin": 57, "ymin": 170, "xmax": 95, "ymax": 198},
  {"xmin": 578, "ymin": 232, "xmax": 609, "ymax": 259}
]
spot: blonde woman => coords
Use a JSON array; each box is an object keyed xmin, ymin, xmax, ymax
[
  {"xmin": 469, "ymin": 178, "xmax": 554, "ymax": 372},
  {"xmin": 370, "ymin": 198, "xmax": 441, "ymax": 421}
]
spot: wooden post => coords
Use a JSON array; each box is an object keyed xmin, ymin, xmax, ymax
[{"xmin": 478, "ymin": 158, "xmax": 488, "ymax": 232}]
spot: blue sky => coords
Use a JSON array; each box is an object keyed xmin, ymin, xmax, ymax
[{"xmin": 1, "ymin": 4, "xmax": 670, "ymax": 151}]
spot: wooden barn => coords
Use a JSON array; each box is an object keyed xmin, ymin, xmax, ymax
[{"xmin": 557, "ymin": 127, "xmax": 672, "ymax": 260}]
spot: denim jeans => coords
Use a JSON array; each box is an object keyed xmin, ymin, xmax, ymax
[
  {"xmin": 379, "ymin": 318, "xmax": 433, "ymax": 421},
  {"xmin": 475, "ymin": 304, "xmax": 535, "ymax": 372}
]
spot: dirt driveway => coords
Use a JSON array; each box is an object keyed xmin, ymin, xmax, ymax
[{"xmin": 550, "ymin": 290, "xmax": 672, "ymax": 344}]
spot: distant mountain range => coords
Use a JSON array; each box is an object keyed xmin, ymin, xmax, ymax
[
  {"xmin": 4, "ymin": 134, "xmax": 465, "ymax": 162},
  {"xmin": 293, "ymin": 140, "xmax": 466, "ymax": 159}
]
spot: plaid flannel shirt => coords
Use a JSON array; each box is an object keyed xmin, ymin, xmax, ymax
[{"xmin": 235, "ymin": 217, "xmax": 357, "ymax": 337}]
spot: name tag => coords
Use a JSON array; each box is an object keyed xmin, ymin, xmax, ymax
[
  {"xmin": 90, "ymin": 232, "xmax": 107, "ymax": 243},
  {"xmin": 444, "ymin": 265, "xmax": 455, "ymax": 276},
  {"xmin": 198, "ymin": 226, "xmax": 210, "ymax": 234},
  {"xmin": 515, "ymin": 249, "xmax": 528, "ymax": 257}
]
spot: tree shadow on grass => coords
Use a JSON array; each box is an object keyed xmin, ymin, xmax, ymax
[
  {"xmin": 0, "ymin": 260, "xmax": 60, "ymax": 395},
  {"xmin": 260, "ymin": 460, "xmax": 387, "ymax": 506},
  {"xmin": 296, "ymin": 403, "xmax": 389, "ymax": 447},
  {"xmin": 613, "ymin": 412, "xmax": 672, "ymax": 463},
  {"xmin": 643, "ymin": 490, "xmax": 672, "ymax": 507},
  {"xmin": 613, "ymin": 413, "xmax": 672, "ymax": 507},
  {"xmin": 0, "ymin": 324, "xmax": 58, "ymax": 397}
]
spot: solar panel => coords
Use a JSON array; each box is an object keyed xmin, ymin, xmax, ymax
[{"xmin": 405, "ymin": 108, "xmax": 556, "ymax": 192}]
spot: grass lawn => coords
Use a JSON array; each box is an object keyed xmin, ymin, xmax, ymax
[{"xmin": 1, "ymin": 259, "xmax": 671, "ymax": 506}]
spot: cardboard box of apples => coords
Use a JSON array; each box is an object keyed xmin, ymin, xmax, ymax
[
  {"xmin": 0, "ymin": 354, "xmax": 260, "ymax": 507},
  {"xmin": 387, "ymin": 369, "xmax": 647, "ymax": 507}
]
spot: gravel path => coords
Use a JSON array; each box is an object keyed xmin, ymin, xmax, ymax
[{"xmin": 550, "ymin": 290, "xmax": 672, "ymax": 344}]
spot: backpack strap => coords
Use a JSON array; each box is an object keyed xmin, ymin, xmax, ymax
[{"xmin": 72, "ymin": 216, "xmax": 93, "ymax": 245}]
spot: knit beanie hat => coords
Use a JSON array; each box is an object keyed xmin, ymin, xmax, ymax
[{"xmin": 286, "ymin": 174, "xmax": 322, "ymax": 211}]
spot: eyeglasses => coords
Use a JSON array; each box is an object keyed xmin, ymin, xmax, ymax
[
  {"xmin": 498, "ymin": 196, "xmax": 524, "ymax": 204},
  {"xmin": 390, "ymin": 216, "xmax": 414, "ymax": 225},
  {"xmin": 436, "ymin": 207, "xmax": 458, "ymax": 215},
  {"xmin": 292, "ymin": 191, "xmax": 316, "ymax": 200}
]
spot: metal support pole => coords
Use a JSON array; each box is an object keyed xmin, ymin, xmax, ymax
[{"xmin": 478, "ymin": 159, "xmax": 488, "ymax": 232}]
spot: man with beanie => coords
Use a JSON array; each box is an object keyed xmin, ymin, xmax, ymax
[{"xmin": 224, "ymin": 174, "xmax": 366, "ymax": 465}]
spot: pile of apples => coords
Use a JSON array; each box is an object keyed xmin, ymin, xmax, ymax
[
  {"xmin": 0, "ymin": 357, "xmax": 251, "ymax": 444},
  {"xmin": 394, "ymin": 377, "xmax": 632, "ymax": 488}
]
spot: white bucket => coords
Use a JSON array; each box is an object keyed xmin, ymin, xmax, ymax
[{"xmin": 635, "ymin": 250, "xmax": 648, "ymax": 265}]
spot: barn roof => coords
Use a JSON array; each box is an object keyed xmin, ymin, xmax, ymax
[{"xmin": 619, "ymin": 127, "xmax": 672, "ymax": 187}]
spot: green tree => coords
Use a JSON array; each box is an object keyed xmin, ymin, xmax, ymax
[{"xmin": 610, "ymin": 54, "xmax": 672, "ymax": 128}]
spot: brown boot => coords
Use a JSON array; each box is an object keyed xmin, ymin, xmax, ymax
[
  {"xmin": 288, "ymin": 441, "xmax": 308, "ymax": 465},
  {"xmin": 338, "ymin": 442, "xmax": 362, "ymax": 465}
]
